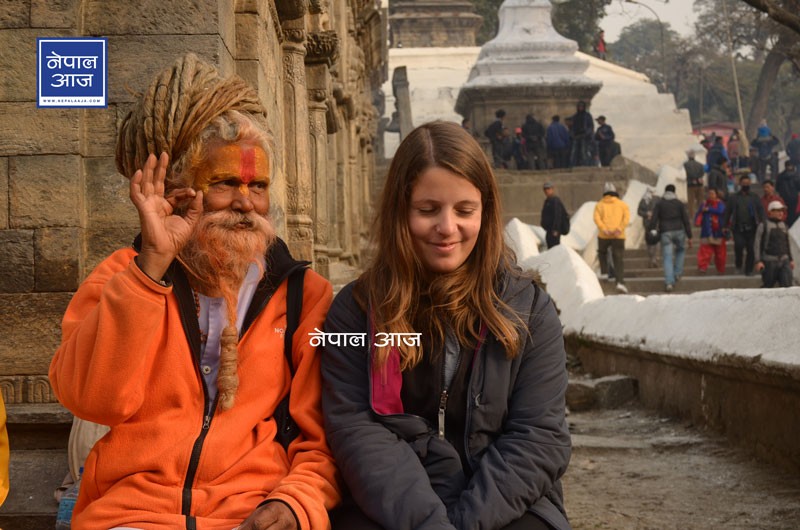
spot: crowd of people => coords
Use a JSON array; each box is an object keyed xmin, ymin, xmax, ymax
[
  {"xmin": 478, "ymin": 102, "xmax": 620, "ymax": 171},
  {"xmin": 633, "ymin": 128, "xmax": 799, "ymax": 291}
]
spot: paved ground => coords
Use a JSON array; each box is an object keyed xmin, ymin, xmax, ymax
[{"xmin": 563, "ymin": 404, "xmax": 800, "ymax": 530}]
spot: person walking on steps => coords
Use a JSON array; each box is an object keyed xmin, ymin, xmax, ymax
[
  {"xmin": 594, "ymin": 182, "xmax": 630, "ymax": 293},
  {"xmin": 754, "ymin": 201, "xmax": 795, "ymax": 288},
  {"xmin": 652, "ymin": 184, "xmax": 693, "ymax": 292},
  {"xmin": 725, "ymin": 174, "xmax": 765, "ymax": 276}
]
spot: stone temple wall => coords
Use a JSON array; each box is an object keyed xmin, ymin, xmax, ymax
[{"xmin": 0, "ymin": 0, "xmax": 387, "ymax": 407}]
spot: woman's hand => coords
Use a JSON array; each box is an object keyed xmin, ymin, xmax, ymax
[{"xmin": 129, "ymin": 152, "xmax": 203, "ymax": 281}]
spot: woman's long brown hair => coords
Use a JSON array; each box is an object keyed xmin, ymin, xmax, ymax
[{"xmin": 357, "ymin": 121, "xmax": 524, "ymax": 370}]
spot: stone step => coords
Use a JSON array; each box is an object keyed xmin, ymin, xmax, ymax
[
  {"xmin": 623, "ymin": 254, "xmax": 732, "ymax": 269},
  {"xmin": 567, "ymin": 374, "xmax": 638, "ymax": 411},
  {"xmin": 602, "ymin": 274, "xmax": 762, "ymax": 296},
  {"xmin": 624, "ymin": 266, "xmax": 737, "ymax": 279},
  {"xmin": 0, "ymin": 449, "xmax": 66, "ymax": 528},
  {"xmin": 6, "ymin": 403, "xmax": 72, "ymax": 450}
]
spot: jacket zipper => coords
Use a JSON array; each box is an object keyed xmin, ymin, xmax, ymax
[
  {"xmin": 438, "ymin": 342, "xmax": 464, "ymax": 440},
  {"xmin": 181, "ymin": 359, "xmax": 219, "ymax": 529}
]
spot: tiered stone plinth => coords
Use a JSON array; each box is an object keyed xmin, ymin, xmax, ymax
[
  {"xmin": 389, "ymin": 1, "xmax": 482, "ymax": 48},
  {"xmin": 455, "ymin": 0, "xmax": 601, "ymax": 135}
]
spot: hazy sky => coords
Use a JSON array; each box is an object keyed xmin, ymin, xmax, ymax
[{"xmin": 602, "ymin": 0, "xmax": 698, "ymax": 42}]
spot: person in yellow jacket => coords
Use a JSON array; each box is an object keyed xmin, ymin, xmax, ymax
[
  {"xmin": 594, "ymin": 182, "xmax": 631, "ymax": 293},
  {"xmin": 0, "ymin": 393, "xmax": 9, "ymax": 507}
]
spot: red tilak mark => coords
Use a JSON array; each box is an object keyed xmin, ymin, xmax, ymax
[{"xmin": 240, "ymin": 147, "xmax": 256, "ymax": 184}]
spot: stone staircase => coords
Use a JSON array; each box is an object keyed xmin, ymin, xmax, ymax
[{"xmin": 600, "ymin": 227, "xmax": 762, "ymax": 296}]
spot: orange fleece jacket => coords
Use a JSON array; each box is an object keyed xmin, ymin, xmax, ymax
[{"xmin": 49, "ymin": 248, "xmax": 340, "ymax": 529}]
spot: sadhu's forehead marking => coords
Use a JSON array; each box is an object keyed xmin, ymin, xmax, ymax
[
  {"xmin": 240, "ymin": 146, "xmax": 256, "ymax": 184},
  {"xmin": 193, "ymin": 143, "xmax": 270, "ymax": 192}
]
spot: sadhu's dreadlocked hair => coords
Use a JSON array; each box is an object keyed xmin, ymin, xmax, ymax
[
  {"xmin": 115, "ymin": 53, "xmax": 273, "ymax": 411},
  {"xmin": 115, "ymin": 52, "xmax": 268, "ymax": 188}
]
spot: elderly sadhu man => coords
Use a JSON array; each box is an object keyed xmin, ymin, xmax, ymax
[{"xmin": 49, "ymin": 54, "xmax": 340, "ymax": 529}]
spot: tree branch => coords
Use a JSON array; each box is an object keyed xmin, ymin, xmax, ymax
[{"xmin": 738, "ymin": 0, "xmax": 800, "ymax": 36}]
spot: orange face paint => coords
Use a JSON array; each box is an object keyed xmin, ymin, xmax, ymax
[{"xmin": 194, "ymin": 142, "xmax": 270, "ymax": 194}]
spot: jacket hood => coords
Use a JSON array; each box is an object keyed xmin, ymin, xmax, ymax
[{"xmin": 663, "ymin": 191, "xmax": 677, "ymax": 200}]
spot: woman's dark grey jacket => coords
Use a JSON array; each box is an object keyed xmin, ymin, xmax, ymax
[{"xmin": 321, "ymin": 274, "xmax": 572, "ymax": 530}]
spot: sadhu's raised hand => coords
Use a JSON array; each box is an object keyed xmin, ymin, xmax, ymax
[{"xmin": 129, "ymin": 152, "xmax": 204, "ymax": 281}]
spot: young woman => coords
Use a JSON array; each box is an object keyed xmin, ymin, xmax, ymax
[{"xmin": 322, "ymin": 121, "xmax": 571, "ymax": 530}]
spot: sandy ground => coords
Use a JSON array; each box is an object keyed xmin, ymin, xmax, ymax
[{"xmin": 562, "ymin": 405, "xmax": 800, "ymax": 530}]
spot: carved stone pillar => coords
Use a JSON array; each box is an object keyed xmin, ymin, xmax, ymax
[
  {"xmin": 305, "ymin": 29, "xmax": 339, "ymax": 277},
  {"xmin": 280, "ymin": 14, "xmax": 314, "ymax": 261}
]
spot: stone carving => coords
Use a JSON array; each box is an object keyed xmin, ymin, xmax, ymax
[
  {"xmin": 306, "ymin": 30, "xmax": 340, "ymax": 66},
  {"xmin": 268, "ymin": 1, "xmax": 283, "ymax": 42},
  {"xmin": 283, "ymin": 28, "xmax": 306, "ymax": 44},
  {"xmin": 275, "ymin": 0, "xmax": 307, "ymax": 22},
  {"xmin": 283, "ymin": 54, "xmax": 307, "ymax": 87},
  {"xmin": 308, "ymin": 88, "xmax": 328, "ymax": 103},
  {"xmin": 0, "ymin": 376, "xmax": 23, "ymax": 405},
  {"xmin": 308, "ymin": 0, "xmax": 326, "ymax": 15},
  {"xmin": 27, "ymin": 375, "xmax": 56, "ymax": 403}
]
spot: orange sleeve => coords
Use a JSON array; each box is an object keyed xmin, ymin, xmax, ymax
[
  {"xmin": 265, "ymin": 270, "xmax": 341, "ymax": 529},
  {"xmin": 49, "ymin": 249, "xmax": 173, "ymax": 425},
  {"xmin": 0, "ymin": 395, "xmax": 9, "ymax": 508}
]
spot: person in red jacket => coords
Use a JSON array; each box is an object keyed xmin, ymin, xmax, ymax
[{"xmin": 49, "ymin": 54, "xmax": 339, "ymax": 530}]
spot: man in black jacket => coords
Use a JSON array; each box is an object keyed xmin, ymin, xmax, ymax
[
  {"xmin": 595, "ymin": 115, "xmax": 616, "ymax": 167},
  {"xmin": 569, "ymin": 101, "xmax": 594, "ymax": 167},
  {"xmin": 652, "ymin": 184, "xmax": 692, "ymax": 292},
  {"xmin": 707, "ymin": 159, "xmax": 729, "ymax": 201},
  {"xmin": 541, "ymin": 182, "xmax": 568, "ymax": 248},
  {"xmin": 485, "ymin": 109, "xmax": 507, "ymax": 169},
  {"xmin": 724, "ymin": 174, "xmax": 765, "ymax": 275},
  {"xmin": 521, "ymin": 114, "xmax": 546, "ymax": 170},
  {"xmin": 684, "ymin": 151, "xmax": 705, "ymax": 219}
]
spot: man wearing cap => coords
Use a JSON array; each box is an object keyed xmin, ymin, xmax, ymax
[
  {"xmin": 755, "ymin": 201, "xmax": 795, "ymax": 287},
  {"xmin": 595, "ymin": 116, "xmax": 615, "ymax": 167},
  {"xmin": 684, "ymin": 151, "xmax": 705, "ymax": 219},
  {"xmin": 49, "ymin": 54, "xmax": 340, "ymax": 529},
  {"xmin": 593, "ymin": 182, "xmax": 630, "ymax": 293},
  {"xmin": 652, "ymin": 184, "xmax": 693, "ymax": 292},
  {"xmin": 541, "ymin": 182, "xmax": 569, "ymax": 248}
]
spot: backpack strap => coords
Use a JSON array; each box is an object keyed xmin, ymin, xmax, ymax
[
  {"xmin": 275, "ymin": 266, "xmax": 305, "ymax": 450},
  {"xmin": 283, "ymin": 267, "xmax": 306, "ymax": 373}
]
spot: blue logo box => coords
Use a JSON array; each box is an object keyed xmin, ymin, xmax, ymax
[{"xmin": 37, "ymin": 37, "xmax": 108, "ymax": 108}]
